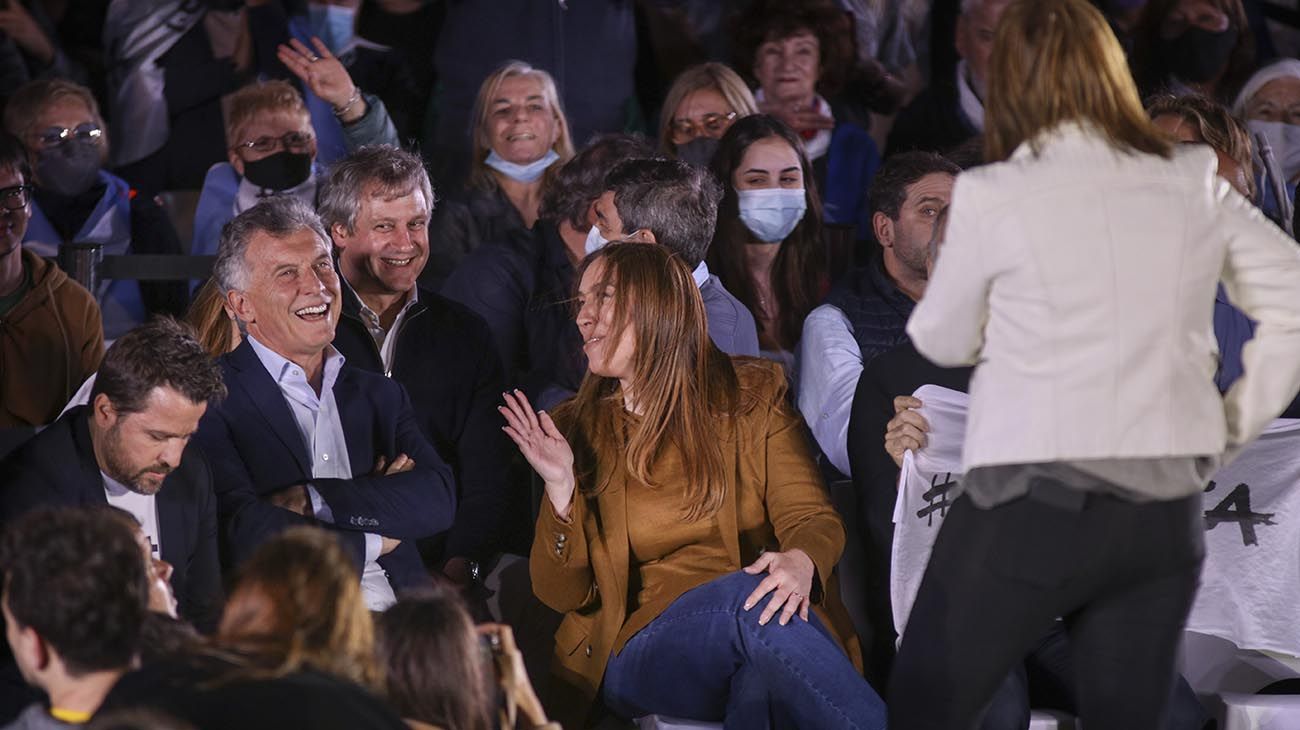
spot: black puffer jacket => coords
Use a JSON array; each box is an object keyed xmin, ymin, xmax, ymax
[{"xmin": 822, "ymin": 252, "xmax": 915, "ymax": 365}]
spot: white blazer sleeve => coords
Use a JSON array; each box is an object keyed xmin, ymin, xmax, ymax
[
  {"xmin": 1216, "ymin": 182, "xmax": 1300, "ymax": 449},
  {"xmin": 906, "ymin": 175, "xmax": 991, "ymax": 366}
]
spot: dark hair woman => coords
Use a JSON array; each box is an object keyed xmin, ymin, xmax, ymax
[
  {"xmin": 500, "ymin": 242, "xmax": 884, "ymax": 729},
  {"xmin": 1131, "ymin": 0, "xmax": 1256, "ymax": 103},
  {"xmin": 707, "ymin": 114, "xmax": 827, "ymax": 365}
]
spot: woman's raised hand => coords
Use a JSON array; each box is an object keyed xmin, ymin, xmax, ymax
[{"xmin": 499, "ymin": 390, "xmax": 576, "ymax": 517}]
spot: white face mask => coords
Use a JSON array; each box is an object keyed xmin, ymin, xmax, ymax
[
  {"xmin": 485, "ymin": 149, "xmax": 560, "ymax": 184},
  {"xmin": 737, "ymin": 188, "xmax": 807, "ymax": 243},
  {"xmin": 584, "ymin": 225, "xmax": 610, "ymax": 255}
]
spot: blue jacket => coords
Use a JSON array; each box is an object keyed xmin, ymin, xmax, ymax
[
  {"xmin": 822, "ymin": 121, "xmax": 881, "ymax": 238},
  {"xmin": 193, "ymin": 340, "xmax": 457, "ymax": 591}
]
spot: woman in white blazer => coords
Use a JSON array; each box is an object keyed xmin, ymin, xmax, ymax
[{"xmin": 888, "ymin": 1, "xmax": 1300, "ymax": 729}]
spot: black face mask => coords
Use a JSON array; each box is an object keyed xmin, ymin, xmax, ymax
[
  {"xmin": 36, "ymin": 140, "xmax": 101, "ymax": 198},
  {"xmin": 1160, "ymin": 25, "xmax": 1236, "ymax": 84},
  {"xmin": 677, "ymin": 137, "xmax": 721, "ymax": 169},
  {"xmin": 242, "ymin": 151, "xmax": 312, "ymax": 191}
]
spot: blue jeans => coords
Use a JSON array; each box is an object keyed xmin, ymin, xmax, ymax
[{"xmin": 602, "ymin": 571, "xmax": 887, "ymax": 730}]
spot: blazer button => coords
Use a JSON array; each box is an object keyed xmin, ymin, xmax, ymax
[{"xmin": 585, "ymin": 644, "xmax": 592, "ymax": 657}]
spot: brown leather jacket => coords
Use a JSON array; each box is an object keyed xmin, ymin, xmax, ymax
[{"xmin": 530, "ymin": 358, "xmax": 862, "ymax": 729}]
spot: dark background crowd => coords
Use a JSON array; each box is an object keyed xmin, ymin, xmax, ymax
[{"xmin": 0, "ymin": 0, "xmax": 1297, "ymax": 729}]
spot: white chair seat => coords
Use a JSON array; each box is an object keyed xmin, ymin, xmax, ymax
[
  {"xmin": 1221, "ymin": 692, "xmax": 1300, "ymax": 730},
  {"xmin": 1029, "ymin": 709, "xmax": 1077, "ymax": 729}
]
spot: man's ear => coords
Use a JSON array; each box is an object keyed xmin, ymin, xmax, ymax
[
  {"xmin": 15, "ymin": 626, "xmax": 51, "ymax": 675},
  {"xmin": 627, "ymin": 229, "xmax": 657, "ymax": 245},
  {"xmin": 872, "ymin": 211, "xmax": 895, "ymax": 249},
  {"xmin": 91, "ymin": 392, "xmax": 117, "ymax": 429},
  {"xmin": 331, "ymin": 222, "xmax": 352, "ymax": 251},
  {"xmin": 226, "ymin": 288, "xmax": 254, "ymax": 326}
]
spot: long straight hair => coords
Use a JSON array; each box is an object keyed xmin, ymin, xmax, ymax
[
  {"xmin": 984, "ymin": 0, "xmax": 1173, "ymax": 163},
  {"xmin": 561, "ymin": 243, "xmax": 738, "ymax": 521},
  {"xmin": 707, "ymin": 114, "xmax": 826, "ymax": 350}
]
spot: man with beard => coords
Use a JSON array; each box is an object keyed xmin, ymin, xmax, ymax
[
  {"xmin": 322, "ymin": 145, "xmax": 510, "ymax": 591},
  {"xmin": 0, "ymin": 317, "xmax": 227, "ymax": 631},
  {"xmin": 798, "ymin": 151, "xmax": 959, "ymax": 479}
]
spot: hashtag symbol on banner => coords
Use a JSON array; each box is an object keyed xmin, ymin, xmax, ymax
[{"xmin": 917, "ymin": 472, "xmax": 958, "ymax": 525}]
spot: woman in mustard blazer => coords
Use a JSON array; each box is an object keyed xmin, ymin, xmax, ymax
[{"xmin": 500, "ymin": 243, "xmax": 884, "ymax": 730}]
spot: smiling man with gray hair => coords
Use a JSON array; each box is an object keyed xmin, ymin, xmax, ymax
[
  {"xmin": 195, "ymin": 195, "xmax": 457, "ymax": 611},
  {"xmin": 322, "ymin": 145, "xmax": 511, "ymax": 590}
]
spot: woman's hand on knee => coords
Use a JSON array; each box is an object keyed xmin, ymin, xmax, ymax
[{"xmin": 742, "ymin": 549, "xmax": 814, "ymax": 626}]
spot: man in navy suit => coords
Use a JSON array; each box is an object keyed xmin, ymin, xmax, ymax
[
  {"xmin": 195, "ymin": 196, "xmax": 455, "ymax": 610},
  {"xmin": 0, "ymin": 317, "xmax": 226, "ymax": 632}
]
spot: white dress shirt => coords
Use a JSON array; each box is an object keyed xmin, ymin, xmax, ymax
[
  {"xmin": 103, "ymin": 472, "xmax": 160, "ymax": 556},
  {"xmin": 247, "ymin": 335, "xmax": 397, "ymax": 610},
  {"xmin": 797, "ymin": 303, "xmax": 863, "ymax": 476},
  {"xmin": 354, "ymin": 285, "xmax": 419, "ymax": 377}
]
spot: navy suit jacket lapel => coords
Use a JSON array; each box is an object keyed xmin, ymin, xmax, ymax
[
  {"xmin": 332, "ymin": 368, "xmax": 370, "ymax": 476},
  {"xmin": 227, "ymin": 341, "xmax": 311, "ymax": 475},
  {"xmin": 68, "ymin": 408, "xmax": 110, "ymax": 505},
  {"xmin": 155, "ymin": 480, "xmax": 186, "ymax": 566}
]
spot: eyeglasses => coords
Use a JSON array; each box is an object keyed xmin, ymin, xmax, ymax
[
  {"xmin": 234, "ymin": 131, "xmax": 315, "ymax": 155},
  {"xmin": 0, "ymin": 184, "xmax": 32, "ymax": 211},
  {"xmin": 670, "ymin": 112, "xmax": 737, "ymax": 142},
  {"xmin": 34, "ymin": 123, "xmax": 102, "ymax": 150}
]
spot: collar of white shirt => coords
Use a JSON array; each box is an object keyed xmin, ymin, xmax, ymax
[
  {"xmin": 692, "ymin": 260, "xmax": 710, "ymax": 290},
  {"xmin": 246, "ymin": 334, "xmax": 347, "ymax": 401}
]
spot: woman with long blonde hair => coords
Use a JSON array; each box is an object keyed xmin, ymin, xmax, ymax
[
  {"xmin": 891, "ymin": 0, "xmax": 1300, "ymax": 727},
  {"xmin": 501, "ymin": 243, "xmax": 884, "ymax": 729}
]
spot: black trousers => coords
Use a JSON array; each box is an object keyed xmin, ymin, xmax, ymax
[{"xmin": 888, "ymin": 485, "xmax": 1205, "ymax": 730}]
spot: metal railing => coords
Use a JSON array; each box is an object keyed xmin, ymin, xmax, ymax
[{"xmin": 56, "ymin": 242, "xmax": 214, "ymax": 291}]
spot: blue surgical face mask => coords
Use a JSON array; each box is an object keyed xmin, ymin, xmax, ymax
[
  {"xmin": 308, "ymin": 3, "xmax": 356, "ymax": 55},
  {"xmin": 584, "ymin": 225, "xmax": 610, "ymax": 255},
  {"xmin": 485, "ymin": 149, "xmax": 560, "ymax": 184},
  {"xmin": 737, "ymin": 188, "xmax": 807, "ymax": 243},
  {"xmin": 1248, "ymin": 119, "xmax": 1300, "ymax": 184}
]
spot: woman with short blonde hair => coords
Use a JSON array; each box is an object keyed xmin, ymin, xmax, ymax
[
  {"xmin": 657, "ymin": 63, "xmax": 757, "ymax": 164},
  {"xmin": 426, "ymin": 61, "xmax": 575, "ymax": 284}
]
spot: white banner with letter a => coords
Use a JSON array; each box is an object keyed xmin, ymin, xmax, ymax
[{"xmin": 891, "ymin": 384, "xmax": 1300, "ymax": 658}]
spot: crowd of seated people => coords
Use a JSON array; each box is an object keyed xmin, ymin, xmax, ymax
[{"xmin": 0, "ymin": 0, "xmax": 1299, "ymax": 728}]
